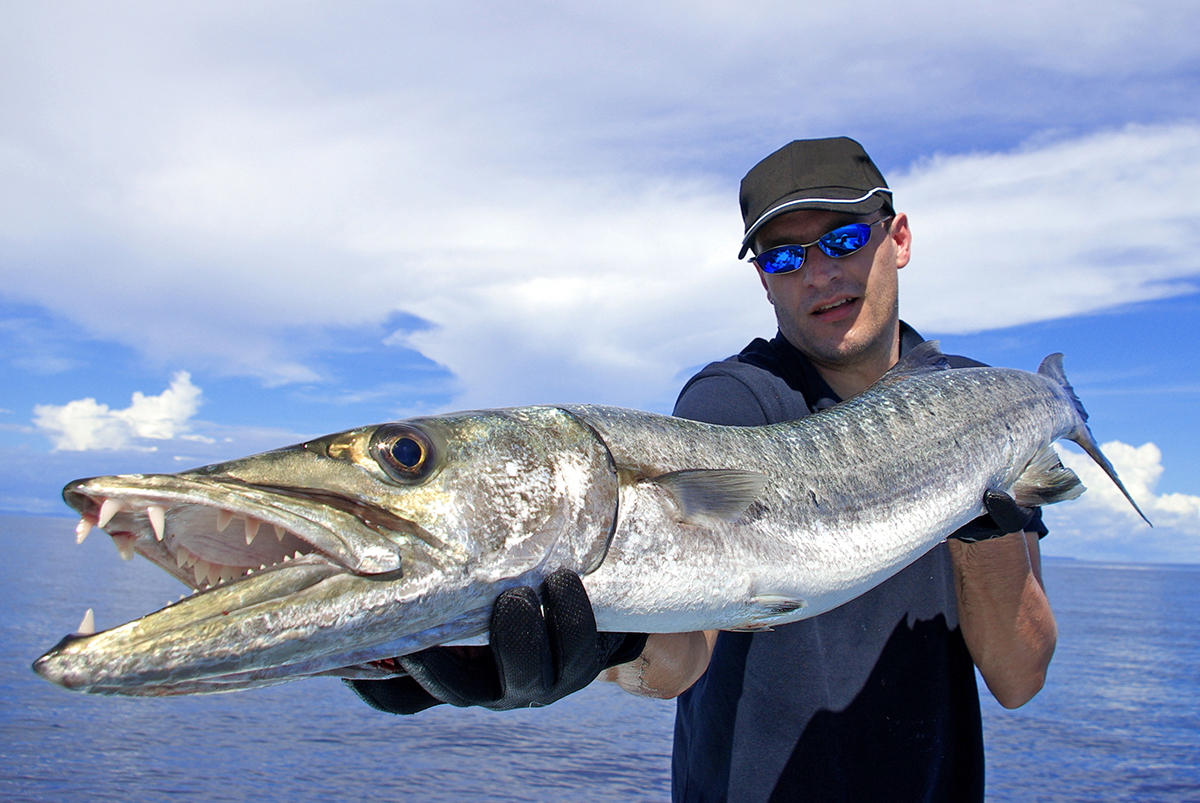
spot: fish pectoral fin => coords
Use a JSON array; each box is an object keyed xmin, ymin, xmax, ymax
[
  {"xmin": 649, "ymin": 469, "xmax": 768, "ymax": 524},
  {"xmin": 727, "ymin": 594, "xmax": 808, "ymax": 631},
  {"xmin": 1010, "ymin": 445, "xmax": 1084, "ymax": 507}
]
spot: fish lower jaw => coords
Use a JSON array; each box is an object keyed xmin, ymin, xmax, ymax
[{"xmin": 73, "ymin": 493, "xmax": 334, "ymax": 593}]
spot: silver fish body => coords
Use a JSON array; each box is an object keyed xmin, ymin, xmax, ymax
[{"xmin": 32, "ymin": 343, "xmax": 1146, "ymax": 696}]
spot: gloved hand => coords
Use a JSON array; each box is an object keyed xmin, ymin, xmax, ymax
[
  {"xmin": 345, "ymin": 569, "xmax": 647, "ymax": 714},
  {"xmin": 949, "ymin": 489, "xmax": 1036, "ymax": 543}
]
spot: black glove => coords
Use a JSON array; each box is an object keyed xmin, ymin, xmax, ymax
[
  {"xmin": 345, "ymin": 569, "xmax": 647, "ymax": 714},
  {"xmin": 949, "ymin": 489, "xmax": 1036, "ymax": 543}
]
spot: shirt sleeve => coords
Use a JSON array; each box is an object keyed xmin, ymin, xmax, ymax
[{"xmin": 673, "ymin": 374, "xmax": 773, "ymax": 427}]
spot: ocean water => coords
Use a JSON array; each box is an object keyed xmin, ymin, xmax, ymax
[{"xmin": 1, "ymin": 514, "xmax": 1197, "ymax": 802}]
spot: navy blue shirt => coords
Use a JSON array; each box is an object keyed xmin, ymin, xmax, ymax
[{"xmin": 670, "ymin": 324, "xmax": 1001, "ymax": 803}]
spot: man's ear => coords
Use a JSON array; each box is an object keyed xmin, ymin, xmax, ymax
[{"xmin": 890, "ymin": 212, "xmax": 911, "ymax": 270}]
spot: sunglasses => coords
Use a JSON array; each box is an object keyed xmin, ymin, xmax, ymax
[{"xmin": 751, "ymin": 216, "xmax": 893, "ymax": 275}]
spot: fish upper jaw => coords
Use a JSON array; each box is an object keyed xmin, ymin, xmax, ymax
[{"xmin": 62, "ymin": 474, "xmax": 410, "ymax": 593}]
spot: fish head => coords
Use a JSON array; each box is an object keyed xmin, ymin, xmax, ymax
[{"xmin": 36, "ymin": 406, "xmax": 618, "ymax": 696}]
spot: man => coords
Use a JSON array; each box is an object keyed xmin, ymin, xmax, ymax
[
  {"xmin": 610, "ymin": 137, "xmax": 1057, "ymax": 802},
  {"xmin": 348, "ymin": 136, "xmax": 1055, "ymax": 802}
]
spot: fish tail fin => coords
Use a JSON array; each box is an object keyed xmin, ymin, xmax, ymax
[
  {"xmin": 1037, "ymin": 353, "xmax": 1087, "ymax": 424},
  {"xmin": 1037, "ymin": 354, "xmax": 1152, "ymax": 526}
]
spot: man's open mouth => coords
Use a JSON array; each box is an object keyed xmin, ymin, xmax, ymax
[{"xmin": 812, "ymin": 297, "xmax": 857, "ymax": 315}]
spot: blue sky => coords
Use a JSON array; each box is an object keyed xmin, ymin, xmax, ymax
[{"xmin": 1, "ymin": 1, "xmax": 1198, "ymax": 563}]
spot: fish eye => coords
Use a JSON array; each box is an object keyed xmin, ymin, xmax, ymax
[
  {"xmin": 391, "ymin": 437, "xmax": 423, "ymax": 468},
  {"xmin": 370, "ymin": 425, "xmax": 438, "ymax": 483}
]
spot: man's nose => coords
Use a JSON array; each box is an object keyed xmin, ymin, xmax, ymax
[{"xmin": 803, "ymin": 249, "xmax": 843, "ymax": 286}]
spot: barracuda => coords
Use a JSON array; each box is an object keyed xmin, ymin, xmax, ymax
[{"xmin": 33, "ymin": 343, "xmax": 1148, "ymax": 697}]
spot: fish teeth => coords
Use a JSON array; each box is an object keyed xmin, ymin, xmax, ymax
[
  {"xmin": 176, "ymin": 546, "xmax": 192, "ymax": 569},
  {"xmin": 193, "ymin": 559, "xmax": 211, "ymax": 586},
  {"xmin": 216, "ymin": 509, "xmax": 234, "ymax": 533},
  {"xmin": 147, "ymin": 506, "xmax": 166, "ymax": 541},
  {"xmin": 274, "ymin": 524, "xmax": 286, "ymax": 541},
  {"xmin": 97, "ymin": 498, "xmax": 123, "ymax": 528},
  {"xmin": 75, "ymin": 518, "xmax": 93, "ymax": 545},
  {"xmin": 112, "ymin": 534, "xmax": 137, "ymax": 561},
  {"xmin": 76, "ymin": 608, "xmax": 95, "ymax": 636},
  {"xmin": 206, "ymin": 562, "xmax": 222, "ymax": 586},
  {"xmin": 245, "ymin": 517, "xmax": 261, "ymax": 545},
  {"xmin": 219, "ymin": 565, "xmax": 236, "ymax": 583}
]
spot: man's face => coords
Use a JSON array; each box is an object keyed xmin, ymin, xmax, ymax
[{"xmin": 754, "ymin": 208, "xmax": 911, "ymax": 374}]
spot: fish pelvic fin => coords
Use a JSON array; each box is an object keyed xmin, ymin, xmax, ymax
[
  {"xmin": 1038, "ymin": 353, "xmax": 1152, "ymax": 526},
  {"xmin": 1010, "ymin": 446, "xmax": 1084, "ymax": 507},
  {"xmin": 651, "ymin": 469, "xmax": 768, "ymax": 524}
]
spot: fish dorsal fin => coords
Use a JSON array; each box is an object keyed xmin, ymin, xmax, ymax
[
  {"xmin": 650, "ymin": 469, "xmax": 768, "ymax": 524},
  {"xmin": 877, "ymin": 340, "xmax": 951, "ymax": 386}
]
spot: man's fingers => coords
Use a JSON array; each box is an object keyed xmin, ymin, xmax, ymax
[
  {"xmin": 541, "ymin": 569, "xmax": 600, "ymax": 692},
  {"xmin": 983, "ymin": 489, "xmax": 1035, "ymax": 534},
  {"xmin": 398, "ymin": 647, "xmax": 500, "ymax": 707},
  {"xmin": 490, "ymin": 586, "xmax": 554, "ymax": 705}
]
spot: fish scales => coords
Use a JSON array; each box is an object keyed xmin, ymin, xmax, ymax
[
  {"xmin": 32, "ymin": 342, "xmax": 1148, "ymax": 696},
  {"xmin": 566, "ymin": 365, "xmax": 1083, "ymax": 633}
]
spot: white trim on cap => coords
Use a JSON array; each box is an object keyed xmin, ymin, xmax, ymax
[{"xmin": 739, "ymin": 186, "xmax": 893, "ymax": 257}]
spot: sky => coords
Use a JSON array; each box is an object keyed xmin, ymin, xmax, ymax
[{"xmin": 1, "ymin": 1, "xmax": 1198, "ymax": 564}]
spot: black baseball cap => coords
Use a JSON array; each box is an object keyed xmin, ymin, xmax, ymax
[{"xmin": 738, "ymin": 137, "xmax": 892, "ymax": 258}]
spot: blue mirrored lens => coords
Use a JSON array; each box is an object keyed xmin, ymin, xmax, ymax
[
  {"xmin": 816, "ymin": 223, "xmax": 872, "ymax": 258},
  {"xmin": 756, "ymin": 245, "xmax": 806, "ymax": 274},
  {"xmin": 754, "ymin": 222, "xmax": 876, "ymax": 274}
]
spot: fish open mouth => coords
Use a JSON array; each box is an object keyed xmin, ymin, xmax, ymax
[
  {"xmin": 62, "ymin": 473, "xmax": 408, "ymax": 598},
  {"xmin": 72, "ymin": 491, "xmax": 326, "ymax": 590}
]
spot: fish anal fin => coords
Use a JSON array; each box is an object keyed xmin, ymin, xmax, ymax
[
  {"xmin": 650, "ymin": 469, "xmax": 768, "ymax": 524},
  {"xmin": 1010, "ymin": 446, "xmax": 1085, "ymax": 507}
]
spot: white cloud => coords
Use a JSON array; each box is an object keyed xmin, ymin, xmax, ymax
[
  {"xmin": 1, "ymin": 2, "xmax": 1199, "ymax": 416},
  {"xmin": 897, "ymin": 125, "xmax": 1200, "ymax": 334},
  {"xmin": 1042, "ymin": 440, "xmax": 1200, "ymax": 564},
  {"xmin": 33, "ymin": 372, "xmax": 205, "ymax": 451}
]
